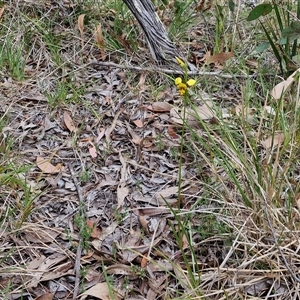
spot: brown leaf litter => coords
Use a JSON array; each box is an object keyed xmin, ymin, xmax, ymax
[{"xmin": 1, "ymin": 2, "xmax": 300, "ymax": 300}]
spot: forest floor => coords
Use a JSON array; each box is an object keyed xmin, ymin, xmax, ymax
[{"xmin": 1, "ymin": 1, "xmax": 300, "ymax": 299}]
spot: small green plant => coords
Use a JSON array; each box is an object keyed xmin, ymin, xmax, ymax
[
  {"xmin": 247, "ymin": 0, "xmax": 300, "ymax": 74},
  {"xmin": 130, "ymin": 264, "xmax": 147, "ymax": 278},
  {"xmin": 44, "ymin": 78, "xmax": 85, "ymax": 107},
  {"xmin": 113, "ymin": 207, "xmax": 128, "ymax": 224},
  {"xmin": 168, "ymin": 0, "xmax": 197, "ymax": 40},
  {"xmin": 0, "ymin": 36, "xmax": 26, "ymax": 80},
  {"xmin": 79, "ymin": 169, "xmax": 92, "ymax": 184},
  {"xmin": 74, "ymin": 204, "xmax": 93, "ymax": 250},
  {"xmin": 25, "ymin": 14, "xmax": 63, "ymax": 66},
  {"xmin": 0, "ymin": 155, "xmax": 36, "ymax": 229}
]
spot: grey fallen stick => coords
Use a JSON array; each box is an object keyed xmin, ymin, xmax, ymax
[{"xmin": 122, "ymin": 0, "xmax": 195, "ymax": 69}]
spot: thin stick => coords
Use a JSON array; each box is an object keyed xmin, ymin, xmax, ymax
[
  {"xmin": 88, "ymin": 61, "xmax": 260, "ymax": 78},
  {"xmin": 69, "ymin": 163, "xmax": 85, "ymax": 299}
]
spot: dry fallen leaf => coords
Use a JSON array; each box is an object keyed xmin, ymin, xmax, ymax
[
  {"xmin": 145, "ymin": 102, "xmax": 173, "ymax": 112},
  {"xmin": 296, "ymin": 193, "xmax": 300, "ymax": 211},
  {"xmin": 205, "ymin": 51, "xmax": 234, "ymax": 65},
  {"xmin": 106, "ymin": 264, "xmax": 137, "ymax": 277},
  {"xmin": 91, "ymin": 222, "xmax": 118, "ymax": 249},
  {"xmin": 261, "ymin": 133, "xmax": 285, "ymax": 149},
  {"xmin": 36, "ymin": 156, "xmax": 62, "ymax": 174},
  {"xmin": 88, "ymin": 141, "xmax": 97, "ymax": 158},
  {"xmin": 0, "ymin": 5, "xmax": 6, "ymax": 20},
  {"xmin": 271, "ymin": 68, "xmax": 300, "ymax": 99},
  {"xmin": 246, "ymin": 59, "xmax": 259, "ymax": 68},
  {"xmin": 167, "ymin": 126, "xmax": 180, "ymax": 139},
  {"xmin": 141, "ymin": 255, "xmax": 148, "ymax": 268},
  {"xmin": 117, "ymin": 182, "xmax": 129, "ymax": 209},
  {"xmin": 193, "ymin": 105, "xmax": 215, "ymax": 120},
  {"xmin": 170, "ymin": 104, "xmax": 215, "ymax": 126},
  {"xmin": 95, "ymin": 23, "xmax": 106, "ymax": 61},
  {"xmin": 117, "ymin": 152, "xmax": 129, "ymax": 208},
  {"xmin": 155, "ymin": 186, "xmax": 178, "ymax": 201},
  {"xmin": 86, "ymin": 219, "xmax": 101, "ymax": 239},
  {"xmin": 78, "ymin": 14, "xmax": 85, "ymax": 48},
  {"xmin": 133, "ymin": 119, "xmax": 144, "ymax": 128},
  {"xmin": 81, "ymin": 282, "xmax": 121, "ymax": 300},
  {"xmin": 63, "ymin": 111, "xmax": 76, "ymax": 133},
  {"xmin": 35, "ymin": 293, "xmax": 54, "ymax": 300}
]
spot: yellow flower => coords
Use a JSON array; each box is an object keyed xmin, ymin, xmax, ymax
[
  {"xmin": 187, "ymin": 79, "xmax": 196, "ymax": 87},
  {"xmin": 175, "ymin": 56, "xmax": 185, "ymax": 68},
  {"xmin": 177, "ymin": 83, "xmax": 187, "ymax": 95},
  {"xmin": 175, "ymin": 77, "xmax": 182, "ymax": 85},
  {"xmin": 174, "ymin": 77, "xmax": 195, "ymax": 96}
]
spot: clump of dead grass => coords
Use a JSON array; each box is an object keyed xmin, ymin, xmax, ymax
[{"xmin": 1, "ymin": 0, "xmax": 300, "ymax": 299}]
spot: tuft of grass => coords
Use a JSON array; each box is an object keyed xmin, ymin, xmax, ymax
[{"xmin": 0, "ymin": 35, "xmax": 26, "ymax": 81}]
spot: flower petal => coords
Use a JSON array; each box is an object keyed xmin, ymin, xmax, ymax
[
  {"xmin": 175, "ymin": 77, "xmax": 182, "ymax": 85},
  {"xmin": 175, "ymin": 57, "xmax": 185, "ymax": 67},
  {"xmin": 187, "ymin": 79, "xmax": 196, "ymax": 87},
  {"xmin": 177, "ymin": 83, "xmax": 187, "ymax": 90}
]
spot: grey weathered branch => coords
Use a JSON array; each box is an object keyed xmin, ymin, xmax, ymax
[{"xmin": 122, "ymin": 0, "xmax": 191, "ymax": 68}]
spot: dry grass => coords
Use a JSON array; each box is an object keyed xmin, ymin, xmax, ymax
[{"xmin": 1, "ymin": 0, "xmax": 300, "ymax": 299}]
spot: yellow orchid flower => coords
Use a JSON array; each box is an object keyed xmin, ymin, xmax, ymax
[
  {"xmin": 187, "ymin": 79, "xmax": 196, "ymax": 87},
  {"xmin": 174, "ymin": 77, "xmax": 195, "ymax": 96},
  {"xmin": 175, "ymin": 56, "xmax": 185, "ymax": 68},
  {"xmin": 177, "ymin": 82, "xmax": 187, "ymax": 95},
  {"xmin": 175, "ymin": 77, "xmax": 182, "ymax": 85}
]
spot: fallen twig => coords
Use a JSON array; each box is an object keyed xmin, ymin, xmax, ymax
[
  {"xmin": 68, "ymin": 163, "xmax": 86, "ymax": 299},
  {"xmin": 89, "ymin": 61, "xmax": 261, "ymax": 78}
]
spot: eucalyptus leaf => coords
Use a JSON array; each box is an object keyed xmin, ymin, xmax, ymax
[
  {"xmin": 282, "ymin": 21, "xmax": 300, "ymax": 40},
  {"xmin": 247, "ymin": 3, "xmax": 273, "ymax": 21},
  {"xmin": 278, "ymin": 37, "xmax": 289, "ymax": 45},
  {"xmin": 228, "ymin": 0, "xmax": 235, "ymax": 12},
  {"xmin": 292, "ymin": 54, "xmax": 300, "ymax": 63},
  {"xmin": 255, "ymin": 41, "xmax": 270, "ymax": 53}
]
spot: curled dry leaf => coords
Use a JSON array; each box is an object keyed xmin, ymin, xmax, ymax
[
  {"xmin": 263, "ymin": 106, "xmax": 276, "ymax": 116},
  {"xmin": 35, "ymin": 293, "xmax": 54, "ymax": 300},
  {"xmin": 36, "ymin": 156, "xmax": 62, "ymax": 174},
  {"xmin": 145, "ymin": 102, "xmax": 173, "ymax": 112},
  {"xmin": 205, "ymin": 51, "xmax": 234, "ymax": 65},
  {"xmin": 155, "ymin": 186, "xmax": 178, "ymax": 201},
  {"xmin": 133, "ymin": 119, "xmax": 144, "ymax": 128},
  {"xmin": 95, "ymin": 23, "xmax": 106, "ymax": 61},
  {"xmin": 88, "ymin": 141, "xmax": 97, "ymax": 158},
  {"xmin": 296, "ymin": 193, "xmax": 300, "ymax": 211},
  {"xmin": 106, "ymin": 264, "xmax": 137, "ymax": 277},
  {"xmin": 138, "ymin": 214, "xmax": 149, "ymax": 232},
  {"xmin": 0, "ymin": 5, "xmax": 6, "ymax": 20},
  {"xmin": 167, "ymin": 126, "xmax": 180, "ymax": 139},
  {"xmin": 117, "ymin": 152, "xmax": 129, "ymax": 208},
  {"xmin": 141, "ymin": 255, "xmax": 148, "ymax": 268},
  {"xmin": 81, "ymin": 282, "xmax": 121, "ymax": 300},
  {"xmin": 117, "ymin": 183, "xmax": 129, "ymax": 209},
  {"xmin": 91, "ymin": 222, "xmax": 118, "ymax": 250},
  {"xmin": 261, "ymin": 133, "xmax": 285, "ymax": 149},
  {"xmin": 78, "ymin": 14, "xmax": 85, "ymax": 48},
  {"xmin": 170, "ymin": 104, "xmax": 214, "ymax": 127},
  {"xmin": 86, "ymin": 219, "xmax": 101, "ymax": 239},
  {"xmin": 271, "ymin": 68, "xmax": 300, "ymax": 99},
  {"xmin": 63, "ymin": 111, "xmax": 76, "ymax": 133}
]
